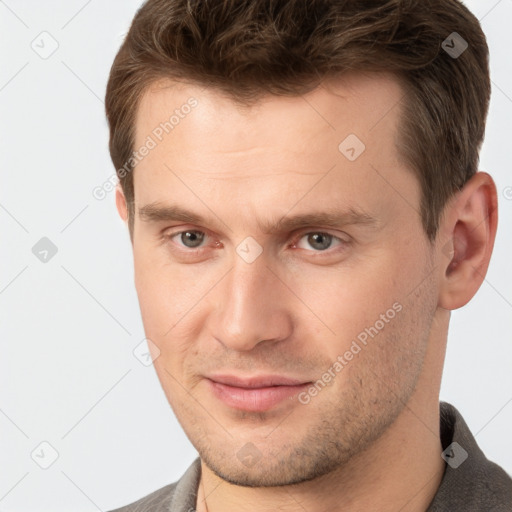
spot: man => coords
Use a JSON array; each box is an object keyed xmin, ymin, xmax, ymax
[{"xmin": 105, "ymin": 0, "xmax": 512, "ymax": 510}]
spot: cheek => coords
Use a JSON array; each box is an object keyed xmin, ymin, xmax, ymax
[
  {"xmin": 133, "ymin": 244, "xmax": 217, "ymax": 364},
  {"xmin": 289, "ymin": 257, "xmax": 405, "ymax": 348},
  {"xmin": 133, "ymin": 241, "xmax": 189, "ymax": 324}
]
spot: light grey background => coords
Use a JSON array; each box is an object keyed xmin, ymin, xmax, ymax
[{"xmin": 1, "ymin": 1, "xmax": 511, "ymax": 510}]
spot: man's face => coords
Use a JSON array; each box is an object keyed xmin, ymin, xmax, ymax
[{"xmin": 124, "ymin": 73, "xmax": 440, "ymax": 486}]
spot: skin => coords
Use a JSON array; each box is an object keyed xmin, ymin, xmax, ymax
[{"xmin": 116, "ymin": 72, "xmax": 498, "ymax": 512}]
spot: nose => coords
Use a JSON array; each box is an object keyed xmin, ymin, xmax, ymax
[{"xmin": 210, "ymin": 252, "xmax": 294, "ymax": 352}]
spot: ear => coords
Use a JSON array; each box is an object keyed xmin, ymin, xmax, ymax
[
  {"xmin": 115, "ymin": 184, "xmax": 128, "ymax": 223},
  {"xmin": 438, "ymin": 172, "xmax": 498, "ymax": 310}
]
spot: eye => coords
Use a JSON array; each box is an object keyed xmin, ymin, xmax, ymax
[
  {"xmin": 168, "ymin": 230, "xmax": 208, "ymax": 249},
  {"xmin": 164, "ymin": 228, "xmax": 348, "ymax": 256},
  {"xmin": 294, "ymin": 232, "xmax": 344, "ymax": 252}
]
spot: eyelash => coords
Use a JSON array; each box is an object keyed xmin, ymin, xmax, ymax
[{"xmin": 163, "ymin": 228, "xmax": 348, "ymax": 257}]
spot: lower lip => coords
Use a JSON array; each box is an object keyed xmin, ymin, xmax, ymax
[{"xmin": 206, "ymin": 379, "xmax": 310, "ymax": 412}]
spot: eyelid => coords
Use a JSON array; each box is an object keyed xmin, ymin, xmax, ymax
[{"xmin": 291, "ymin": 228, "xmax": 349, "ymax": 241}]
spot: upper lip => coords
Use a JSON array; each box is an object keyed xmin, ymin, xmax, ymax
[{"xmin": 206, "ymin": 374, "xmax": 311, "ymax": 388}]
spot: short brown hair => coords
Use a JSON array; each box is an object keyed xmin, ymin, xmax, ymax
[{"xmin": 105, "ymin": 0, "xmax": 490, "ymax": 240}]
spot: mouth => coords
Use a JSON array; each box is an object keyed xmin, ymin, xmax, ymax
[{"xmin": 205, "ymin": 374, "xmax": 312, "ymax": 412}]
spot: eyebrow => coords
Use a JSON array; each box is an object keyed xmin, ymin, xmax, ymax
[{"xmin": 138, "ymin": 202, "xmax": 378, "ymax": 234}]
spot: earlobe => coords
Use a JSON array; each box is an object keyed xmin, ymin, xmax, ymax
[
  {"xmin": 438, "ymin": 172, "xmax": 498, "ymax": 310},
  {"xmin": 115, "ymin": 184, "xmax": 128, "ymax": 223}
]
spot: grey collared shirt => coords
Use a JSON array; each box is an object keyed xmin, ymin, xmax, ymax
[{"xmin": 109, "ymin": 402, "xmax": 512, "ymax": 511}]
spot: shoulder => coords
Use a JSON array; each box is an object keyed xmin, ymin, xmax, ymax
[
  {"xmin": 428, "ymin": 402, "xmax": 512, "ymax": 511},
  {"xmin": 107, "ymin": 457, "xmax": 201, "ymax": 512},
  {"xmin": 108, "ymin": 481, "xmax": 178, "ymax": 512}
]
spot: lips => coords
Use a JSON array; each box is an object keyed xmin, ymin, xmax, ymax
[
  {"xmin": 205, "ymin": 374, "xmax": 311, "ymax": 412},
  {"xmin": 207, "ymin": 374, "xmax": 309, "ymax": 388}
]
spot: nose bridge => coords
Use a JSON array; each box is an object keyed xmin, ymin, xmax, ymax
[{"xmin": 212, "ymin": 251, "xmax": 291, "ymax": 351}]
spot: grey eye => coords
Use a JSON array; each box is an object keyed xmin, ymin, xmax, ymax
[
  {"xmin": 179, "ymin": 231, "xmax": 205, "ymax": 248},
  {"xmin": 304, "ymin": 233, "xmax": 334, "ymax": 251}
]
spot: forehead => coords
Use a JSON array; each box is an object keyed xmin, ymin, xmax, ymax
[
  {"xmin": 131, "ymin": 72, "xmax": 417, "ymax": 234},
  {"xmin": 133, "ymin": 72, "xmax": 406, "ymax": 180},
  {"xmin": 135, "ymin": 72, "xmax": 404, "ymax": 152}
]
